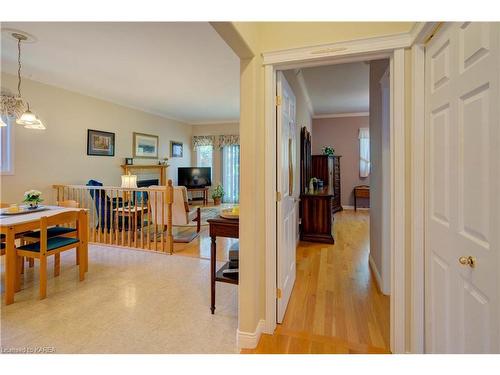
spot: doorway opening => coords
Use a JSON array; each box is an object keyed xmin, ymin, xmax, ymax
[
  {"xmin": 262, "ymin": 46, "xmax": 407, "ymax": 354},
  {"xmin": 264, "ymin": 59, "xmax": 392, "ymax": 353}
]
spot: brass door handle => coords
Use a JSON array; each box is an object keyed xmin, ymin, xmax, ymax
[{"xmin": 459, "ymin": 256, "xmax": 476, "ymax": 268}]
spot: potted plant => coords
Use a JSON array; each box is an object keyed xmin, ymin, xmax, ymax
[
  {"xmin": 321, "ymin": 146, "xmax": 335, "ymax": 157},
  {"xmin": 23, "ymin": 190, "xmax": 43, "ymax": 209},
  {"xmin": 212, "ymin": 183, "xmax": 224, "ymax": 206}
]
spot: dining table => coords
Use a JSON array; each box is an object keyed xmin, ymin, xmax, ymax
[{"xmin": 0, "ymin": 205, "xmax": 88, "ymax": 305}]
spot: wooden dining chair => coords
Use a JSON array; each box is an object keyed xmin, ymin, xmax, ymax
[
  {"xmin": 23, "ymin": 200, "xmax": 81, "ymax": 270},
  {"xmin": 16, "ymin": 210, "xmax": 87, "ymax": 299}
]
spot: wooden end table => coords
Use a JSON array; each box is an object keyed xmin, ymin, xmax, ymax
[
  {"xmin": 207, "ymin": 216, "xmax": 239, "ymax": 314},
  {"xmin": 187, "ymin": 187, "xmax": 209, "ymax": 206},
  {"xmin": 354, "ymin": 185, "xmax": 370, "ymax": 211}
]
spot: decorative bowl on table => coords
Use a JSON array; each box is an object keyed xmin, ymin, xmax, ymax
[{"xmin": 220, "ymin": 206, "xmax": 239, "ymax": 219}]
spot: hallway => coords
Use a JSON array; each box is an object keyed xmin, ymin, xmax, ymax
[{"xmin": 243, "ymin": 210, "xmax": 390, "ymax": 353}]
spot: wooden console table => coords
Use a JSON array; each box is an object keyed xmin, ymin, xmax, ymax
[
  {"xmin": 207, "ymin": 216, "xmax": 239, "ymax": 314},
  {"xmin": 187, "ymin": 186, "xmax": 209, "ymax": 206},
  {"xmin": 300, "ymin": 186, "xmax": 335, "ymax": 244},
  {"xmin": 353, "ymin": 185, "xmax": 370, "ymax": 211},
  {"xmin": 120, "ymin": 165, "xmax": 168, "ymax": 185}
]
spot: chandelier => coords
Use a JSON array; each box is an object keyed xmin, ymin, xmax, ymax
[{"xmin": 0, "ymin": 32, "xmax": 45, "ymax": 130}]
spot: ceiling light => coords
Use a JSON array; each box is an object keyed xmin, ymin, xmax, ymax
[{"xmin": 0, "ymin": 31, "xmax": 46, "ymax": 130}]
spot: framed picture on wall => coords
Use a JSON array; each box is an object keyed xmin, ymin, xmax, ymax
[
  {"xmin": 133, "ymin": 132, "xmax": 159, "ymax": 159},
  {"xmin": 87, "ymin": 129, "xmax": 115, "ymax": 156},
  {"xmin": 170, "ymin": 141, "xmax": 183, "ymax": 158}
]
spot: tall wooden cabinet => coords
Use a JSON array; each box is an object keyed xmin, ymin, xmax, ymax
[{"xmin": 311, "ymin": 155, "xmax": 342, "ymax": 213}]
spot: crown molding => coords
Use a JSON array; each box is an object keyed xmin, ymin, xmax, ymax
[
  {"xmin": 294, "ymin": 69, "xmax": 314, "ymax": 116},
  {"xmin": 190, "ymin": 119, "xmax": 240, "ymax": 125},
  {"xmin": 313, "ymin": 112, "xmax": 369, "ymax": 119}
]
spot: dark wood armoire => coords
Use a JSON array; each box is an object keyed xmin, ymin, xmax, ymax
[
  {"xmin": 311, "ymin": 155, "xmax": 343, "ymax": 213},
  {"xmin": 299, "ymin": 127, "xmax": 338, "ymax": 244}
]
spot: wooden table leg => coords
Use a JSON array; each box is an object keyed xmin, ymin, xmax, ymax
[
  {"xmin": 354, "ymin": 193, "xmax": 357, "ymax": 211},
  {"xmin": 5, "ymin": 227, "xmax": 16, "ymax": 305},
  {"xmin": 210, "ymin": 235, "xmax": 216, "ymax": 314}
]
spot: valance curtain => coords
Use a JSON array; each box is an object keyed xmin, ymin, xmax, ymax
[
  {"xmin": 218, "ymin": 135, "xmax": 239, "ymax": 149},
  {"xmin": 359, "ymin": 127, "xmax": 370, "ymax": 178},
  {"xmin": 192, "ymin": 135, "xmax": 215, "ymax": 149}
]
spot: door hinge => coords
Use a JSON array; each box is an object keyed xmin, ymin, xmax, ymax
[
  {"xmin": 276, "ymin": 191, "xmax": 282, "ymax": 202},
  {"xmin": 277, "ymin": 288, "xmax": 282, "ymax": 299},
  {"xmin": 276, "ymin": 95, "xmax": 282, "ymax": 106}
]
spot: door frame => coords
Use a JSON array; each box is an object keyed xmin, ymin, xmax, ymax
[{"xmin": 263, "ymin": 24, "xmax": 434, "ymax": 353}]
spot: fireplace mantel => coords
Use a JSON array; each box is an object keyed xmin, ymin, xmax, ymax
[{"xmin": 120, "ymin": 165, "xmax": 168, "ymax": 186}]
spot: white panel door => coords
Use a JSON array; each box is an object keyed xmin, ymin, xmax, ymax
[
  {"xmin": 276, "ymin": 71, "xmax": 297, "ymax": 323},
  {"xmin": 425, "ymin": 22, "xmax": 500, "ymax": 353}
]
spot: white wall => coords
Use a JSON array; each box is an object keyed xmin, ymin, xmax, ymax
[
  {"xmin": 191, "ymin": 122, "xmax": 239, "ymax": 199},
  {"xmin": 0, "ymin": 73, "xmax": 192, "ymax": 204},
  {"xmin": 369, "ymin": 60, "xmax": 391, "ymax": 295}
]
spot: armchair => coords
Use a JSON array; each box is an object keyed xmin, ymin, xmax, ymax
[{"xmin": 148, "ymin": 185, "xmax": 201, "ymax": 243}]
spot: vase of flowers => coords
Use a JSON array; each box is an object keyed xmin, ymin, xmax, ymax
[
  {"xmin": 23, "ymin": 190, "xmax": 43, "ymax": 209},
  {"xmin": 322, "ymin": 146, "xmax": 335, "ymax": 157},
  {"xmin": 212, "ymin": 183, "xmax": 224, "ymax": 206}
]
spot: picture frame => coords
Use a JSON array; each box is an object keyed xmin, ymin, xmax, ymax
[
  {"xmin": 125, "ymin": 157, "xmax": 134, "ymax": 165},
  {"xmin": 133, "ymin": 132, "xmax": 159, "ymax": 159},
  {"xmin": 170, "ymin": 141, "xmax": 183, "ymax": 158},
  {"xmin": 87, "ymin": 129, "xmax": 115, "ymax": 156}
]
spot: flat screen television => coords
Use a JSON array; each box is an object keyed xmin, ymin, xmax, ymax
[{"xmin": 178, "ymin": 167, "xmax": 212, "ymax": 188}]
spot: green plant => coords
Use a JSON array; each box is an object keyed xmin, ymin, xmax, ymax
[
  {"xmin": 211, "ymin": 183, "xmax": 225, "ymax": 200},
  {"xmin": 23, "ymin": 189, "xmax": 43, "ymax": 205},
  {"xmin": 321, "ymin": 146, "xmax": 335, "ymax": 156}
]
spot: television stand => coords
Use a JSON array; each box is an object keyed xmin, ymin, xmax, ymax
[{"xmin": 187, "ymin": 186, "xmax": 209, "ymax": 206}]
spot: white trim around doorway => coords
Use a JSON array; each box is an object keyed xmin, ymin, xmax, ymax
[{"xmin": 263, "ymin": 38, "xmax": 415, "ymax": 354}]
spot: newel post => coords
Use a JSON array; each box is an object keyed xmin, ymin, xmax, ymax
[{"xmin": 167, "ymin": 179, "xmax": 174, "ymax": 254}]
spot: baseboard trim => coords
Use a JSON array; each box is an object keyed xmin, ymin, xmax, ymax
[
  {"xmin": 369, "ymin": 254, "xmax": 384, "ymax": 294},
  {"xmin": 237, "ymin": 319, "xmax": 265, "ymax": 349},
  {"xmin": 343, "ymin": 205, "xmax": 370, "ymax": 211}
]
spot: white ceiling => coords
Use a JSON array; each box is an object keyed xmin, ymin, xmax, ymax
[
  {"xmin": 0, "ymin": 22, "xmax": 240, "ymax": 123},
  {"xmin": 299, "ymin": 62, "xmax": 369, "ymax": 116}
]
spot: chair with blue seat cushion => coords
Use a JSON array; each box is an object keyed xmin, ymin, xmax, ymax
[
  {"xmin": 16, "ymin": 209, "xmax": 87, "ymax": 300},
  {"xmin": 22, "ymin": 200, "xmax": 81, "ymax": 269}
]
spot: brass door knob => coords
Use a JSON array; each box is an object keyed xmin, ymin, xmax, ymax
[{"xmin": 459, "ymin": 256, "xmax": 476, "ymax": 268}]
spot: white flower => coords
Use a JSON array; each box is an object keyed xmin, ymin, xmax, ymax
[{"xmin": 24, "ymin": 190, "xmax": 42, "ymax": 197}]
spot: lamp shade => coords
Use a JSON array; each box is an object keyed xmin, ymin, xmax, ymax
[
  {"xmin": 121, "ymin": 174, "xmax": 138, "ymax": 188},
  {"xmin": 16, "ymin": 109, "xmax": 38, "ymax": 125},
  {"xmin": 23, "ymin": 117, "xmax": 46, "ymax": 130}
]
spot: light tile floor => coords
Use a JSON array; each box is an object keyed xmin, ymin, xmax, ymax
[{"xmin": 0, "ymin": 244, "xmax": 238, "ymax": 353}]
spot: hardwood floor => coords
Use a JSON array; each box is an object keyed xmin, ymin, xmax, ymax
[{"xmin": 243, "ymin": 209, "xmax": 390, "ymax": 354}]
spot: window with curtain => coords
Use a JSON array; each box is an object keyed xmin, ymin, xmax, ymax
[
  {"xmin": 196, "ymin": 145, "xmax": 213, "ymax": 169},
  {"xmin": 359, "ymin": 127, "xmax": 370, "ymax": 178},
  {"xmin": 222, "ymin": 144, "xmax": 240, "ymax": 203},
  {"xmin": 0, "ymin": 115, "xmax": 13, "ymax": 174}
]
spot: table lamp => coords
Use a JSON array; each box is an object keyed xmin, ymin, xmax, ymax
[{"xmin": 121, "ymin": 172, "xmax": 138, "ymax": 188}]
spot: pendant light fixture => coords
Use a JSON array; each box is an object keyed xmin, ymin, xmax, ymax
[{"xmin": 0, "ymin": 31, "xmax": 45, "ymax": 130}]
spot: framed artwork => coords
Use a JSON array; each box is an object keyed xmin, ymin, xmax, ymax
[
  {"xmin": 170, "ymin": 141, "xmax": 183, "ymax": 158},
  {"xmin": 125, "ymin": 157, "xmax": 134, "ymax": 165},
  {"xmin": 87, "ymin": 129, "xmax": 115, "ymax": 156},
  {"xmin": 133, "ymin": 132, "xmax": 159, "ymax": 159}
]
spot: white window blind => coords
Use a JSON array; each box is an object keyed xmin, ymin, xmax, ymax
[
  {"xmin": 222, "ymin": 145, "xmax": 240, "ymax": 203},
  {"xmin": 359, "ymin": 127, "xmax": 370, "ymax": 178}
]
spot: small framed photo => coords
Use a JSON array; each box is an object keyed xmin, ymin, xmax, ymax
[
  {"xmin": 133, "ymin": 132, "xmax": 159, "ymax": 159},
  {"xmin": 125, "ymin": 158, "xmax": 134, "ymax": 165},
  {"xmin": 170, "ymin": 141, "xmax": 183, "ymax": 158},
  {"xmin": 87, "ymin": 129, "xmax": 115, "ymax": 156}
]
